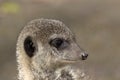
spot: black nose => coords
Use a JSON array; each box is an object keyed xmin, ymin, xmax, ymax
[{"xmin": 81, "ymin": 53, "xmax": 88, "ymax": 60}]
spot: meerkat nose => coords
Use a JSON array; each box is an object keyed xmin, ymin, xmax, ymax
[{"xmin": 81, "ymin": 52, "xmax": 88, "ymax": 60}]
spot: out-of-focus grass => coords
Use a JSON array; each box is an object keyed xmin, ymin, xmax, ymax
[{"xmin": 0, "ymin": 2, "xmax": 20, "ymax": 14}]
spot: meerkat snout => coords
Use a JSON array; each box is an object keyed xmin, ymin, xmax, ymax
[
  {"xmin": 16, "ymin": 18, "xmax": 89, "ymax": 80},
  {"xmin": 81, "ymin": 52, "xmax": 88, "ymax": 60}
]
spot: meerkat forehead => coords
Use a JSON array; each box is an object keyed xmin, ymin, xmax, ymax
[{"xmin": 19, "ymin": 19, "xmax": 74, "ymax": 44}]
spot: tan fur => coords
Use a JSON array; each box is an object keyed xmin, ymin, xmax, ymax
[{"xmin": 16, "ymin": 18, "xmax": 90, "ymax": 80}]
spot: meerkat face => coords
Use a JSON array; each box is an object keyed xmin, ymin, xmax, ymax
[
  {"xmin": 17, "ymin": 19, "xmax": 88, "ymax": 70},
  {"xmin": 48, "ymin": 33, "xmax": 88, "ymax": 64}
]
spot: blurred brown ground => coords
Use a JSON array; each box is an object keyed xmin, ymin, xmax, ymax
[{"xmin": 0, "ymin": 0, "xmax": 120, "ymax": 80}]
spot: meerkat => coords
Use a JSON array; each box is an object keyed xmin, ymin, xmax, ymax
[{"xmin": 16, "ymin": 18, "xmax": 89, "ymax": 80}]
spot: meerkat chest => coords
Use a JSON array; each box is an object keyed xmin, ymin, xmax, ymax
[
  {"xmin": 55, "ymin": 70, "xmax": 73, "ymax": 80},
  {"xmin": 54, "ymin": 66, "xmax": 75, "ymax": 80},
  {"xmin": 53, "ymin": 66, "xmax": 89, "ymax": 80}
]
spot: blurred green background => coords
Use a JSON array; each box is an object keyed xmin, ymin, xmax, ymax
[{"xmin": 0, "ymin": 0, "xmax": 120, "ymax": 80}]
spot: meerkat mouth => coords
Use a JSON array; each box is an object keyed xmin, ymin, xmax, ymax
[{"xmin": 61, "ymin": 59, "xmax": 81, "ymax": 64}]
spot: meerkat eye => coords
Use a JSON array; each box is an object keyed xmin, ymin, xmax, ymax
[
  {"xmin": 24, "ymin": 36, "xmax": 36, "ymax": 57},
  {"xmin": 49, "ymin": 38, "xmax": 69, "ymax": 50}
]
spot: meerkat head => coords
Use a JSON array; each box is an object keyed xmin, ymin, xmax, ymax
[{"xmin": 16, "ymin": 19, "xmax": 88, "ymax": 80}]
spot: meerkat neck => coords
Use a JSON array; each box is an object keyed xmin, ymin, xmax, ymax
[
  {"xmin": 28, "ymin": 65, "xmax": 73, "ymax": 80},
  {"xmin": 31, "ymin": 66, "xmax": 56, "ymax": 80},
  {"xmin": 18, "ymin": 64, "xmax": 56, "ymax": 80}
]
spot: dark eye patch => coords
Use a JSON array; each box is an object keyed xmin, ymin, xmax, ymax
[
  {"xmin": 24, "ymin": 36, "xmax": 36, "ymax": 57},
  {"xmin": 49, "ymin": 38, "xmax": 69, "ymax": 50}
]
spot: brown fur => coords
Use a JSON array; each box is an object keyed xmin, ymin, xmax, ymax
[{"xmin": 16, "ymin": 18, "xmax": 90, "ymax": 80}]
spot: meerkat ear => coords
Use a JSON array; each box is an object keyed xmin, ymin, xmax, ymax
[{"xmin": 24, "ymin": 36, "xmax": 36, "ymax": 57}]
